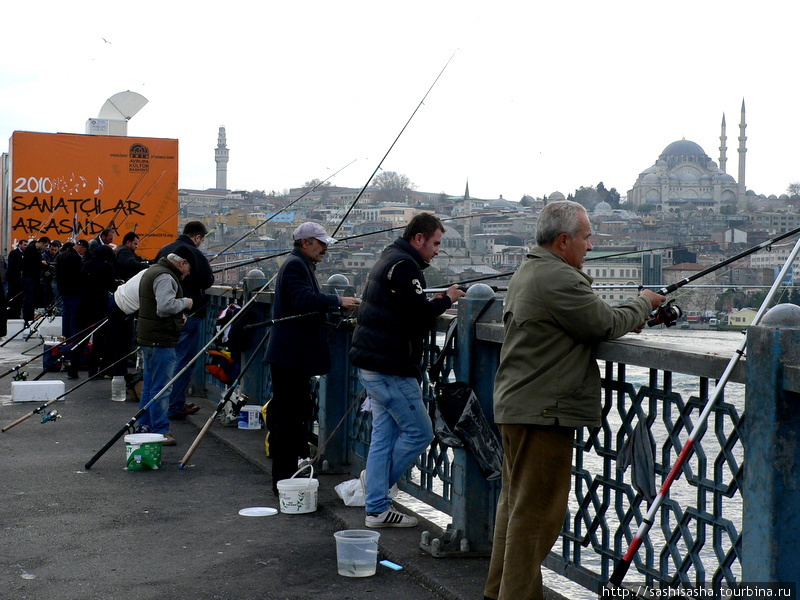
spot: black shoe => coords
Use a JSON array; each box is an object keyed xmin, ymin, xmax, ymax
[{"xmin": 67, "ymin": 371, "xmax": 79, "ymax": 380}]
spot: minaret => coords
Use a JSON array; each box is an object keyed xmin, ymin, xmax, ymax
[
  {"xmin": 215, "ymin": 126, "xmax": 229, "ymax": 191},
  {"xmin": 737, "ymin": 100, "xmax": 747, "ymax": 202},
  {"xmin": 719, "ymin": 113, "xmax": 727, "ymax": 173},
  {"xmin": 463, "ymin": 180, "xmax": 471, "ymax": 259}
]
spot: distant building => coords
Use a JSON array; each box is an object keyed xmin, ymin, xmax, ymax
[{"xmin": 627, "ymin": 102, "xmax": 748, "ymax": 212}]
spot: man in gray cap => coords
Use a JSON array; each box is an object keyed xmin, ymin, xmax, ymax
[{"xmin": 264, "ymin": 222, "xmax": 359, "ymax": 492}]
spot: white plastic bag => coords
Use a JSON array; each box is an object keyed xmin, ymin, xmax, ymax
[{"xmin": 334, "ymin": 478, "xmax": 366, "ymax": 507}]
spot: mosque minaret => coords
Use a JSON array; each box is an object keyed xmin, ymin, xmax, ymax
[
  {"xmin": 215, "ymin": 126, "xmax": 229, "ymax": 191},
  {"xmin": 718, "ymin": 114, "xmax": 727, "ymax": 173},
  {"xmin": 737, "ymin": 99, "xmax": 747, "ymax": 202}
]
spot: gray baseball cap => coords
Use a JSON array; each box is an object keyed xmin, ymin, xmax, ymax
[{"xmin": 292, "ymin": 222, "xmax": 337, "ymax": 245}]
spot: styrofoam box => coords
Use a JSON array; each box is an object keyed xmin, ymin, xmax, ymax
[
  {"xmin": 6, "ymin": 318, "xmax": 63, "ymax": 339},
  {"xmin": 11, "ymin": 380, "xmax": 66, "ymax": 403}
]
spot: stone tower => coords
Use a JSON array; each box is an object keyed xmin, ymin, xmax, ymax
[
  {"xmin": 737, "ymin": 100, "xmax": 747, "ymax": 203},
  {"xmin": 215, "ymin": 126, "xmax": 229, "ymax": 191}
]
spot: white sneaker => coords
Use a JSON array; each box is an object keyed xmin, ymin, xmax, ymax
[{"xmin": 365, "ymin": 507, "xmax": 418, "ymax": 528}]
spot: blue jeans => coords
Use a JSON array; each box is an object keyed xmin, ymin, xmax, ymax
[
  {"xmin": 358, "ymin": 368, "xmax": 433, "ymax": 514},
  {"xmin": 167, "ymin": 316, "xmax": 201, "ymax": 416},
  {"xmin": 138, "ymin": 346, "xmax": 177, "ymax": 434},
  {"xmin": 61, "ymin": 295, "xmax": 80, "ymax": 339}
]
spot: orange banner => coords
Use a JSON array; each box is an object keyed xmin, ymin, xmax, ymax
[{"xmin": 9, "ymin": 131, "xmax": 179, "ymax": 258}]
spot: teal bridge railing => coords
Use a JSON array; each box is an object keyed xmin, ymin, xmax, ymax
[{"xmin": 199, "ymin": 277, "xmax": 800, "ymax": 592}]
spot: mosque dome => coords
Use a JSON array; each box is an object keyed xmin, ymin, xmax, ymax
[
  {"xmin": 780, "ymin": 194, "xmax": 790, "ymax": 200},
  {"xmin": 643, "ymin": 173, "xmax": 659, "ymax": 184},
  {"xmin": 681, "ymin": 172, "xmax": 698, "ymax": 184},
  {"xmin": 594, "ymin": 201, "xmax": 612, "ymax": 214},
  {"xmin": 548, "ymin": 191, "xmax": 566, "ymax": 201},
  {"xmin": 660, "ymin": 139, "xmax": 707, "ymax": 157},
  {"xmin": 658, "ymin": 139, "xmax": 711, "ymax": 170}
]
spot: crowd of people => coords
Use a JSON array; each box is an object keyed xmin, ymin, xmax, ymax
[{"xmin": 0, "ymin": 221, "xmax": 214, "ymax": 447}]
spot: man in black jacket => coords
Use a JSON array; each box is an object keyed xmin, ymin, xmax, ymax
[
  {"xmin": 264, "ymin": 222, "xmax": 359, "ymax": 492},
  {"xmin": 55, "ymin": 242, "xmax": 83, "ymax": 338},
  {"xmin": 21, "ymin": 236, "xmax": 49, "ymax": 325},
  {"xmin": 350, "ymin": 213, "xmax": 464, "ymax": 528},
  {"xmin": 6, "ymin": 239, "xmax": 28, "ymax": 319},
  {"xmin": 115, "ymin": 232, "xmax": 149, "ymax": 282},
  {"xmin": 156, "ymin": 221, "xmax": 215, "ymax": 419}
]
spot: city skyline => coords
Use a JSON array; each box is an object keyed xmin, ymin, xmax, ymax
[{"xmin": 2, "ymin": 2, "xmax": 799, "ymax": 203}]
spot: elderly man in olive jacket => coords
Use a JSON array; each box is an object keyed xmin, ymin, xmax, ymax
[{"xmin": 484, "ymin": 201, "xmax": 664, "ymax": 600}]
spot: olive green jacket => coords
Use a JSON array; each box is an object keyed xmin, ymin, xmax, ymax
[{"xmin": 493, "ymin": 246, "xmax": 652, "ymax": 428}]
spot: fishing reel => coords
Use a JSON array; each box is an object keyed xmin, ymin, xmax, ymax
[
  {"xmin": 41, "ymin": 410, "xmax": 61, "ymax": 424},
  {"xmin": 647, "ymin": 299, "xmax": 683, "ymax": 328}
]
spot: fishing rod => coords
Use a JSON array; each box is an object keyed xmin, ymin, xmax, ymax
[
  {"xmin": 585, "ymin": 240, "xmax": 728, "ymax": 262},
  {"xmin": 178, "ymin": 330, "xmax": 271, "ymax": 468},
  {"xmin": 206, "ymin": 159, "xmax": 357, "ymax": 261},
  {"xmin": 330, "ymin": 51, "xmax": 456, "ymax": 238},
  {"xmin": 607, "ymin": 232, "xmax": 800, "ymax": 588},
  {"xmin": 650, "ymin": 225, "xmax": 800, "ymax": 297},
  {"xmin": 1, "ymin": 346, "xmax": 138, "ymax": 433},
  {"xmin": 111, "ymin": 170, "xmax": 168, "ymax": 234},
  {"xmin": 0, "ymin": 317, "xmax": 109, "ymax": 380},
  {"xmin": 209, "ymin": 211, "xmax": 497, "ymax": 275},
  {"xmin": 1, "ymin": 309, "xmax": 50, "ymax": 347}
]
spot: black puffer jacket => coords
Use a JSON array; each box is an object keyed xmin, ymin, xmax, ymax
[{"xmin": 349, "ymin": 238, "xmax": 451, "ymax": 379}]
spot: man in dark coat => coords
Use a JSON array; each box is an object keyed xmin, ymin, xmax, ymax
[
  {"xmin": 115, "ymin": 232, "xmax": 149, "ymax": 281},
  {"xmin": 21, "ymin": 236, "xmax": 50, "ymax": 325},
  {"xmin": 264, "ymin": 222, "xmax": 359, "ymax": 492},
  {"xmin": 156, "ymin": 221, "xmax": 215, "ymax": 419},
  {"xmin": 350, "ymin": 213, "xmax": 464, "ymax": 528},
  {"xmin": 68, "ymin": 246, "xmax": 117, "ymax": 379},
  {"xmin": 6, "ymin": 239, "xmax": 27, "ymax": 319},
  {"xmin": 55, "ymin": 242, "xmax": 83, "ymax": 339}
]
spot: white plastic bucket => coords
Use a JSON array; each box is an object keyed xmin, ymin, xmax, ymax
[
  {"xmin": 334, "ymin": 530, "xmax": 380, "ymax": 577},
  {"xmin": 277, "ymin": 464, "xmax": 319, "ymax": 514},
  {"xmin": 124, "ymin": 433, "xmax": 166, "ymax": 470}
]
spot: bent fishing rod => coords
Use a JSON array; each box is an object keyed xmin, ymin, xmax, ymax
[
  {"xmin": 179, "ymin": 331, "xmax": 271, "ymax": 468},
  {"xmin": 331, "ymin": 51, "xmax": 456, "ymax": 237},
  {"xmin": 1, "ymin": 347, "xmax": 138, "ymax": 433},
  {"xmin": 607, "ymin": 232, "xmax": 800, "ymax": 588},
  {"xmin": 207, "ymin": 159, "xmax": 357, "ymax": 262}
]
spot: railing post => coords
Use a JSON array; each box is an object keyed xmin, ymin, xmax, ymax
[
  {"xmin": 743, "ymin": 304, "xmax": 800, "ymax": 581},
  {"xmin": 240, "ymin": 269, "xmax": 269, "ymax": 404},
  {"xmin": 318, "ymin": 274, "xmax": 356, "ymax": 472},
  {"xmin": 450, "ymin": 283, "xmax": 502, "ymax": 554}
]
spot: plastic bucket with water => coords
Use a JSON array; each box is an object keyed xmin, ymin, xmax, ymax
[
  {"xmin": 124, "ymin": 433, "xmax": 166, "ymax": 470},
  {"xmin": 334, "ymin": 530, "xmax": 380, "ymax": 577},
  {"xmin": 277, "ymin": 464, "xmax": 319, "ymax": 514}
]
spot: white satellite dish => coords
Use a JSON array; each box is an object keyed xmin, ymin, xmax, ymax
[{"xmin": 98, "ymin": 91, "xmax": 148, "ymax": 121}]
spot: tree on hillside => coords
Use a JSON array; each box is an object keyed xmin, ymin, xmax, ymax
[
  {"xmin": 371, "ymin": 171, "xmax": 416, "ymax": 203},
  {"xmin": 787, "ymin": 182, "xmax": 800, "ymax": 196},
  {"xmin": 303, "ymin": 178, "xmax": 331, "ymax": 189}
]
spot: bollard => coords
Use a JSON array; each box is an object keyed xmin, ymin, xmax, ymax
[{"xmin": 743, "ymin": 303, "xmax": 800, "ymax": 581}]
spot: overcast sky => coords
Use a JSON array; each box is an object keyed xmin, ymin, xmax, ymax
[{"xmin": 2, "ymin": 1, "xmax": 798, "ymax": 204}]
